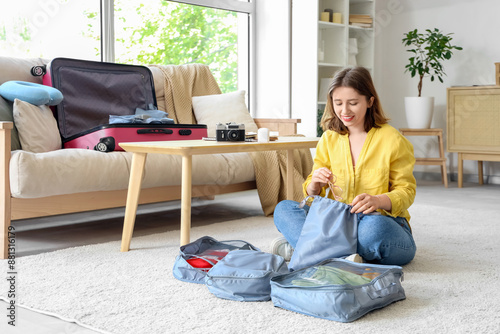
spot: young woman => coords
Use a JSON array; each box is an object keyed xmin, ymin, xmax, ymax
[{"xmin": 272, "ymin": 66, "xmax": 417, "ymax": 266}]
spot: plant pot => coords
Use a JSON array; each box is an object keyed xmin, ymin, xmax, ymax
[{"xmin": 404, "ymin": 96, "xmax": 434, "ymax": 129}]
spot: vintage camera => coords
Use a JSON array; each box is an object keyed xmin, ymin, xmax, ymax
[{"xmin": 216, "ymin": 122, "xmax": 245, "ymax": 141}]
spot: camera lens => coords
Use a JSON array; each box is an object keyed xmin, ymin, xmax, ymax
[{"xmin": 228, "ymin": 130, "xmax": 239, "ymax": 140}]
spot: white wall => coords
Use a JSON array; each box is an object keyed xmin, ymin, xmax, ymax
[
  {"xmin": 373, "ymin": 0, "xmax": 500, "ymax": 183},
  {"xmin": 253, "ymin": 0, "xmax": 291, "ymax": 119},
  {"xmin": 255, "ymin": 0, "xmax": 500, "ymax": 183}
]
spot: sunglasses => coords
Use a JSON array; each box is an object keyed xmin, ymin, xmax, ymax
[{"xmin": 327, "ymin": 174, "xmax": 343, "ymax": 201}]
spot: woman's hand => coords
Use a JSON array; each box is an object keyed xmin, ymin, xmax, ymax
[
  {"xmin": 350, "ymin": 193, "xmax": 391, "ymax": 214},
  {"xmin": 306, "ymin": 167, "xmax": 333, "ymax": 196}
]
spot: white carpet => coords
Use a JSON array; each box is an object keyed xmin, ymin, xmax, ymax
[{"xmin": 1, "ymin": 203, "xmax": 500, "ymax": 334}]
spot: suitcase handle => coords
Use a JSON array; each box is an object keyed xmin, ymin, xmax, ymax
[{"xmin": 137, "ymin": 129, "xmax": 173, "ymax": 135}]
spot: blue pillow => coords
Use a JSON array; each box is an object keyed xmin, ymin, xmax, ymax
[{"xmin": 0, "ymin": 81, "xmax": 63, "ymax": 106}]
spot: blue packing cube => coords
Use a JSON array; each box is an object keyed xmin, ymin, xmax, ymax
[
  {"xmin": 205, "ymin": 250, "xmax": 289, "ymax": 302},
  {"xmin": 173, "ymin": 236, "xmax": 259, "ymax": 284},
  {"xmin": 270, "ymin": 258, "xmax": 406, "ymax": 322}
]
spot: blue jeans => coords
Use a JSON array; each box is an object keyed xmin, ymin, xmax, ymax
[{"xmin": 273, "ymin": 200, "xmax": 416, "ymax": 266}]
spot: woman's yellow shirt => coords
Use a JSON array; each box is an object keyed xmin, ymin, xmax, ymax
[{"xmin": 303, "ymin": 124, "xmax": 416, "ymax": 222}]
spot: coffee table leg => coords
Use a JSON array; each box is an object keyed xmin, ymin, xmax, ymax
[
  {"xmin": 286, "ymin": 149, "xmax": 294, "ymax": 200},
  {"xmin": 180, "ymin": 154, "xmax": 192, "ymax": 246},
  {"xmin": 121, "ymin": 152, "xmax": 147, "ymax": 252}
]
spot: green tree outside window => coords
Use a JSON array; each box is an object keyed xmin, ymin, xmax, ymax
[{"xmin": 85, "ymin": 0, "xmax": 239, "ymax": 93}]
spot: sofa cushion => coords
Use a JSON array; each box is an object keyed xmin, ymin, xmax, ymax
[
  {"xmin": 0, "ymin": 57, "xmax": 46, "ymax": 86},
  {"xmin": 13, "ymin": 99, "xmax": 62, "ymax": 153},
  {"xmin": 0, "ymin": 97, "xmax": 21, "ymax": 150},
  {"xmin": 10, "ymin": 149, "xmax": 255, "ymax": 199},
  {"xmin": 10, "ymin": 149, "xmax": 131, "ymax": 198},
  {"xmin": 142, "ymin": 152, "xmax": 255, "ymax": 188},
  {"xmin": 192, "ymin": 90, "xmax": 258, "ymax": 138}
]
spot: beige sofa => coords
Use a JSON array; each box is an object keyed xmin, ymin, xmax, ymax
[{"xmin": 0, "ymin": 57, "xmax": 300, "ymax": 259}]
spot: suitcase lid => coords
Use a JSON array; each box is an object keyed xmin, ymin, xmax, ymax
[{"xmin": 49, "ymin": 57, "xmax": 158, "ymax": 139}]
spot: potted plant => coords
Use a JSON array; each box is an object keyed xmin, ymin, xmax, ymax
[{"xmin": 402, "ymin": 28, "xmax": 462, "ymax": 128}]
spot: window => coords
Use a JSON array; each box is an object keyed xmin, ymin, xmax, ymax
[
  {"xmin": 0, "ymin": 1, "xmax": 100, "ymax": 60},
  {"xmin": 111, "ymin": 0, "xmax": 250, "ymax": 93},
  {"xmin": 1, "ymin": 0, "xmax": 252, "ymax": 98}
]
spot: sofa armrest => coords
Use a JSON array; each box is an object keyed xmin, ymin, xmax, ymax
[
  {"xmin": 1, "ymin": 121, "xmax": 13, "ymax": 259},
  {"xmin": 0, "ymin": 121, "xmax": 13, "ymax": 130},
  {"xmin": 253, "ymin": 118, "xmax": 301, "ymax": 136},
  {"xmin": 1, "ymin": 121, "xmax": 13, "ymax": 194},
  {"xmin": 0, "ymin": 121, "xmax": 13, "ymax": 166}
]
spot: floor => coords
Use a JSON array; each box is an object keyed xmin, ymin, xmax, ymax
[
  {"xmin": 11, "ymin": 192, "xmax": 264, "ymax": 258},
  {"xmin": 2, "ymin": 178, "xmax": 500, "ymax": 333}
]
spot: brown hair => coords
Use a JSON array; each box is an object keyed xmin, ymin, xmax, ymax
[{"xmin": 320, "ymin": 66, "xmax": 389, "ymax": 135}]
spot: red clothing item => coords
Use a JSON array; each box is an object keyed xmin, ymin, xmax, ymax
[{"xmin": 186, "ymin": 249, "xmax": 230, "ymax": 271}]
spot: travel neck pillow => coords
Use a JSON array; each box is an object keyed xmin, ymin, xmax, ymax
[{"xmin": 0, "ymin": 80, "xmax": 63, "ymax": 106}]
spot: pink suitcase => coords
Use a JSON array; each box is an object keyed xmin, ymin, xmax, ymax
[
  {"xmin": 44, "ymin": 57, "xmax": 206, "ymax": 152},
  {"xmin": 64, "ymin": 123, "xmax": 207, "ymax": 152}
]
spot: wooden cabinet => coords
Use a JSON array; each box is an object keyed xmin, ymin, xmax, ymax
[{"xmin": 447, "ymin": 86, "xmax": 500, "ymax": 187}]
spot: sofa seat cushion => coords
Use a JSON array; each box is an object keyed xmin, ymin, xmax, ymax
[
  {"xmin": 140, "ymin": 152, "xmax": 255, "ymax": 189},
  {"xmin": 9, "ymin": 149, "xmax": 255, "ymax": 199}
]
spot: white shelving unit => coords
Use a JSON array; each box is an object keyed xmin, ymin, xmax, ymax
[{"xmin": 292, "ymin": 0, "xmax": 375, "ymax": 136}]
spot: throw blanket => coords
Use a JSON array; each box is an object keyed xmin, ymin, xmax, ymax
[
  {"xmin": 249, "ymin": 140, "xmax": 313, "ymax": 216},
  {"xmin": 150, "ymin": 64, "xmax": 221, "ymax": 124}
]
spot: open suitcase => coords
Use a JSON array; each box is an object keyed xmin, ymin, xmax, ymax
[{"xmin": 45, "ymin": 57, "xmax": 207, "ymax": 151}]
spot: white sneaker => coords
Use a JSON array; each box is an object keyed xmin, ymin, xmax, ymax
[
  {"xmin": 345, "ymin": 253, "xmax": 364, "ymax": 263},
  {"xmin": 270, "ymin": 236, "xmax": 294, "ymax": 261}
]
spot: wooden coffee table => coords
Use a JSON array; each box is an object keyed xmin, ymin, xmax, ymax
[{"xmin": 119, "ymin": 137, "xmax": 319, "ymax": 252}]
